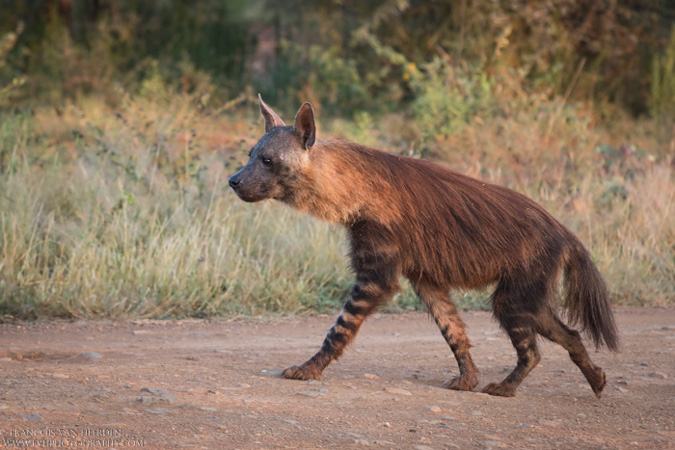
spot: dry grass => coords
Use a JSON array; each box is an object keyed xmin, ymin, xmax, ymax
[{"xmin": 0, "ymin": 92, "xmax": 672, "ymax": 320}]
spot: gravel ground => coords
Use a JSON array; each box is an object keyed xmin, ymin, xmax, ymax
[{"xmin": 0, "ymin": 307, "xmax": 673, "ymax": 449}]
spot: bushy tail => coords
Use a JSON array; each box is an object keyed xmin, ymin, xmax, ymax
[{"xmin": 564, "ymin": 244, "xmax": 619, "ymax": 352}]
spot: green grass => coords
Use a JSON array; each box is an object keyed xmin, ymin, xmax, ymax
[{"xmin": 0, "ymin": 92, "xmax": 672, "ymax": 320}]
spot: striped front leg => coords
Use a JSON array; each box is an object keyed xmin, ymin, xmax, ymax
[{"xmin": 283, "ymin": 278, "xmax": 398, "ymax": 381}]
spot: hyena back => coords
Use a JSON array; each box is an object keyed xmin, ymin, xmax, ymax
[{"xmin": 228, "ymin": 96, "xmax": 619, "ymax": 398}]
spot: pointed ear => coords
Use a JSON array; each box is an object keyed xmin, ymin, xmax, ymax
[
  {"xmin": 293, "ymin": 102, "xmax": 316, "ymax": 150},
  {"xmin": 258, "ymin": 94, "xmax": 286, "ymax": 133}
]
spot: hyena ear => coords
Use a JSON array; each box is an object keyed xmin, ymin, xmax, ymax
[
  {"xmin": 293, "ymin": 102, "xmax": 316, "ymax": 150},
  {"xmin": 258, "ymin": 94, "xmax": 286, "ymax": 133}
]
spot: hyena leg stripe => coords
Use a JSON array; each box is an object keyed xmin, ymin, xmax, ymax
[
  {"xmin": 432, "ymin": 302, "xmax": 478, "ymax": 382},
  {"xmin": 319, "ymin": 314, "xmax": 359, "ymax": 358},
  {"xmin": 504, "ymin": 329, "xmax": 540, "ymax": 384},
  {"xmin": 483, "ymin": 323, "xmax": 540, "ymax": 397},
  {"xmin": 336, "ymin": 313, "xmax": 360, "ymax": 332},
  {"xmin": 536, "ymin": 311, "xmax": 607, "ymax": 397},
  {"xmin": 282, "ymin": 242, "xmax": 400, "ymax": 382},
  {"xmin": 314, "ymin": 295, "xmax": 378, "ymax": 363},
  {"xmin": 282, "ymin": 279, "xmax": 397, "ymax": 381},
  {"xmin": 414, "ymin": 282, "xmax": 479, "ymax": 391},
  {"xmin": 343, "ymin": 298, "xmax": 371, "ymax": 317}
]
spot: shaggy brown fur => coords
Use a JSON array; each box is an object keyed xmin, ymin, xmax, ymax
[{"xmin": 228, "ymin": 96, "xmax": 619, "ymax": 398}]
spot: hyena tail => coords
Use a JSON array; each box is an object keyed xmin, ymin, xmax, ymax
[{"xmin": 563, "ymin": 244, "xmax": 619, "ymax": 352}]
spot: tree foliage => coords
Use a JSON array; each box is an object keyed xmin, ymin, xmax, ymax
[{"xmin": 0, "ymin": 0, "xmax": 673, "ymax": 118}]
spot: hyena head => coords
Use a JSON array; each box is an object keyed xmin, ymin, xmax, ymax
[{"xmin": 228, "ymin": 95, "xmax": 316, "ymax": 203}]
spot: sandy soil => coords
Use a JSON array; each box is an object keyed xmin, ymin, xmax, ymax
[{"xmin": 0, "ymin": 307, "xmax": 673, "ymax": 449}]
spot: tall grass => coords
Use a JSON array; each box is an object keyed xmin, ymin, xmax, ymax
[
  {"xmin": 0, "ymin": 89, "xmax": 672, "ymax": 320},
  {"xmin": 0, "ymin": 96, "xmax": 354, "ymax": 319}
]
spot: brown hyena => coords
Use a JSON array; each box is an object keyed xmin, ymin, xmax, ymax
[{"xmin": 228, "ymin": 96, "xmax": 619, "ymax": 398}]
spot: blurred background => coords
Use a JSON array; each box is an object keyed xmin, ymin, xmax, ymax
[{"xmin": 0, "ymin": 0, "xmax": 673, "ymax": 320}]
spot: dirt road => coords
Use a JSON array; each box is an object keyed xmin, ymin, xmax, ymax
[{"xmin": 0, "ymin": 308, "xmax": 673, "ymax": 449}]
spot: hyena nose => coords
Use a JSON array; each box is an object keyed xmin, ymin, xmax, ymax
[{"xmin": 228, "ymin": 176, "xmax": 241, "ymax": 188}]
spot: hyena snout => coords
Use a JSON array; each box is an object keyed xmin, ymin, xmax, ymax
[
  {"xmin": 228, "ymin": 169, "xmax": 244, "ymax": 191},
  {"xmin": 228, "ymin": 168, "xmax": 271, "ymax": 203},
  {"xmin": 228, "ymin": 173, "xmax": 242, "ymax": 189}
]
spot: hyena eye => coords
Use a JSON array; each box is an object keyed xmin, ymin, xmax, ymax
[{"xmin": 262, "ymin": 157, "xmax": 272, "ymax": 166}]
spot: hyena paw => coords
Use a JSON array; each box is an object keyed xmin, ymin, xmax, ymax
[
  {"xmin": 282, "ymin": 364, "xmax": 322, "ymax": 381},
  {"xmin": 590, "ymin": 367, "xmax": 606, "ymax": 399},
  {"xmin": 482, "ymin": 382, "xmax": 517, "ymax": 397},
  {"xmin": 442, "ymin": 372, "xmax": 479, "ymax": 391}
]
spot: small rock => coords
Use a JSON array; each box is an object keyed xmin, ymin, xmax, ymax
[
  {"xmin": 640, "ymin": 362, "xmax": 649, "ymax": 367},
  {"xmin": 139, "ymin": 387, "xmax": 176, "ymax": 404},
  {"xmin": 467, "ymin": 410, "xmax": 483, "ymax": 416},
  {"xmin": 147, "ymin": 408, "xmax": 169, "ymax": 415},
  {"xmin": 385, "ymin": 387, "xmax": 412, "ymax": 396},
  {"xmin": 427, "ymin": 405, "xmax": 442, "ymax": 413},
  {"xmin": 481, "ymin": 441, "xmax": 506, "ymax": 447},
  {"xmin": 353, "ymin": 438, "xmax": 370, "ymax": 446},
  {"xmin": 70, "ymin": 351, "xmax": 103, "ymax": 361},
  {"xmin": 420, "ymin": 419, "xmax": 440, "ymax": 425},
  {"xmin": 199, "ymin": 407, "xmax": 217, "ymax": 412},
  {"xmin": 648, "ymin": 371, "xmax": 667, "ymax": 379},
  {"xmin": 132, "ymin": 330, "xmax": 151, "ymax": 336},
  {"xmin": 297, "ymin": 391, "xmax": 319, "ymax": 398},
  {"xmin": 383, "ymin": 422, "xmax": 392, "ymax": 428},
  {"xmin": 617, "ymin": 380, "xmax": 629, "ymax": 385},
  {"xmin": 364, "ymin": 373, "xmax": 379, "ymax": 380},
  {"xmin": 280, "ymin": 419, "xmax": 298, "ymax": 424},
  {"xmin": 615, "ymin": 387, "xmax": 628, "ymax": 393},
  {"xmin": 372, "ymin": 440, "xmax": 396, "ymax": 446},
  {"xmin": 415, "ymin": 446, "xmax": 434, "ymax": 450},
  {"xmin": 25, "ymin": 413, "xmax": 43, "ymax": 421},
  {"xmin": 537, "ymin": 419, "xmax": 561, "ymax": 426}
]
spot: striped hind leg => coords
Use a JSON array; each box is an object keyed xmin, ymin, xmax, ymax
[
  {"xmin": 536, "ymin": 308, "xmax": 607, "ymax": 398},
  {"xmin": 482, "ymin": 277, "xmax": 545, "ymax": 397},
  {"xmin": 414, "ymin": 281, "xmax": 479, "ymax": 391},
  {"xmin": 482, "ymin": 321, "xmax": 540, "ymax": 397}
]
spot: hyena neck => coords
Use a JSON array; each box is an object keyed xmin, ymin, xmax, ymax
[{"xmin": 283, "ymin": 139, "xmax": 395, "ymax": 226}]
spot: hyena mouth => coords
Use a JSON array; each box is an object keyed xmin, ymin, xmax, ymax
[
  {"xmin": 233, "ymin": 186, "xmax": 271, "ymax": 203},
  {"xmin": 233, "ymin": 191, "xmax": 257, "ymax": 203}
]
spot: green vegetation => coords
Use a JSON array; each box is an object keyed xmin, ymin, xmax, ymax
[{"xmin": 0, "ymin": 1, "xmax": 672, "ymax": 319}]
